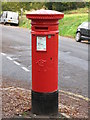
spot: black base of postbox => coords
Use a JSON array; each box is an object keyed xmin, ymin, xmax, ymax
[{"xmin": 31, "ymin": 90, "xmax": 58, "ymax": 115}]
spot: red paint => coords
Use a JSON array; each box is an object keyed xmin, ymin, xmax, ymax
[{"xmin": 26, "ymin": 10, "xmax": 64, "ymax": 93}]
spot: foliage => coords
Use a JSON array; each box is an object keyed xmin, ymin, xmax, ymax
[
  {"xmin": 19, "ymin": 16, "xmax": 31, "ymax": 29},
  {"xmin": 45, "ymin": 2, "xmax": 87, "ymax": 11},
  {"xmin": 1, "ymin": 2, "xmax": 89, "ymax": 14},
  {"xmin": 64, "ymin": 7, "xmax": 88, "ymax": 14},
  {"xmin": 2, "ymin": 2, "xmax": 45, "ymax": 14}
]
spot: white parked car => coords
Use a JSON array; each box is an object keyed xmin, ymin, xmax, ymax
[{"xmin": 0, "ymin": 11, "xmax": 19, "ymax": 25}]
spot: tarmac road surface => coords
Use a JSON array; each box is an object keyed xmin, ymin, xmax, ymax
[{"xmin": 0, "ymin": 25, "xmax": 88, "ymax": 98}]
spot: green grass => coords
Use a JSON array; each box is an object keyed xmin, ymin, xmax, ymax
[
  {"xmin": 19, "ymin": 16, "xmax": 31, "ymax": 29},
  {"xmin": 64, "ymin": 7, "xmax": 88, "ymax": 14},
  {"xmin": 59, "ymin": 13, "xmax": 88, "ymax": 38},
  {"xmin": 19, "ymin": 8, "xmax": 88, "ymax": 38}
]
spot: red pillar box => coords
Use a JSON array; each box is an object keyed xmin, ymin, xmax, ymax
[{"xmin": 26, "ymin": 10, "xmax": 64, "ymax": 115}]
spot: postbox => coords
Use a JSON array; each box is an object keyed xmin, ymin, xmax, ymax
[{"xmin": 26, "ymin": 10, "xmax": 64, "ymax": 115}]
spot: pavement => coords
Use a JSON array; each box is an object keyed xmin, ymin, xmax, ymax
[{"xmin": 0, "ymin": 24, "xmax": 89, "ymax": 118}]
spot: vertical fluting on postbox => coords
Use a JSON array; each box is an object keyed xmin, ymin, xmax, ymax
[{"xmin": 26, "ymin": 10, "xmax": 64, "ymax": 115}]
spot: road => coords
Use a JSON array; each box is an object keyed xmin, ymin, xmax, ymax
[{"xmin": 0, "ymin": 25, "xmax": 88, "ymax": 98}]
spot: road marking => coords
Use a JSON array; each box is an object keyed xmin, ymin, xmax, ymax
[
  {"xmin": 13, "ymin": 61, "xmax": 20, "ymax": 66},
  {"xmin": 1, "ymin": 53, "xmax": 6, "ymax": 56},
  {"xmin": 7, "ymin": 56, "xmax": 13, "ymax": 61},
  {"xmin": 60, "ymin": 90, "xmax": 89, "ymax": 102},
  {"xmin": 1, "ymin": 53, "xmax": 30, "ymax": 72},
  {"xmin": 61, "ymin": 93, "xmax": 80, "ymax": 101},
  {"xmin": 67, "ymin": 95, "xmax": 80, "ymax": 101},
  {"xmin": 21, "ymin": 67, "xmax": 30, "ymax": 72}
]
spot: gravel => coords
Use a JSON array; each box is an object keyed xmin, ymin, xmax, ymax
[{"xmin": 1, "ymin": 76, "xmax": 89, "ymax": 119}]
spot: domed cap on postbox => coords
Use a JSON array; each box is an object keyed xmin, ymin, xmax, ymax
[{"xmin": 26, "ymin": 9, "xmax": 64, "ymax": 20}]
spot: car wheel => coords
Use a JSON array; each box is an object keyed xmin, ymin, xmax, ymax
[
  {"xmin": 4, "ymin": 20, "xmax": 6, "ymax": 25},
  {"xmin": 15, "ymin": 23, "xmax": 19, "ymax": 26},
  {"xmin": 75, "ymin": 32, "xmax": 81, "ymax": 42},
  {"xmin": 10, "ymin": 23, "xmax": 13, "ymax": 26}
]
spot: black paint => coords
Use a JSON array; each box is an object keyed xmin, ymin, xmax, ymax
[{"xmin": 31, "ymin": 90, "xmax": 58, "ymax": 115}]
